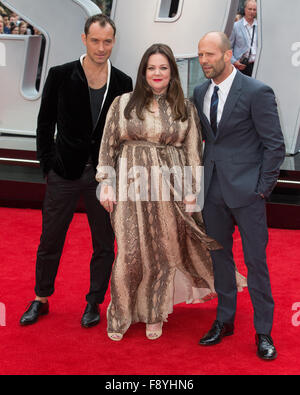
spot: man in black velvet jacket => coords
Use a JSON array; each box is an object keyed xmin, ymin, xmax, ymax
[{"xmin": 20, "ymin": 15, "xmax": 133, "ymax": 328}]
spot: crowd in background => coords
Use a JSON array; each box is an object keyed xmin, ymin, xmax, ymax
[
  {"xmin": 0, "ymin": 1, "xmax": 244, "ymax": 36},
  {"xmin": 93, "ymin": 0, "xmax": 113, "ymax": 16},
  {"xmin": 0, "ymin": 7, "xmax": 39, "ymax": 35},
  {"xmin": 0, "ymin": 1, "xmax": 112, "ymax": 35},
  {"xmin": 0, "ymin": 4, "xmax": 45, "ymax": 90}
]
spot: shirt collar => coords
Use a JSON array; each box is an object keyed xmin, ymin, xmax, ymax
[
  {"xmin": 243, "ymin": 17, "xmax": 257, "ymax": 27},
  {"xmin": 211, "ymin": 66, "xmax": 237, "ymax": 95},
  {"xmin": 80, "ymin": 54, "xmax": 112, "ymax": 112},
  {"xmin": 80, "ymin": 54, "xmax": 111, "ymax": 68}
]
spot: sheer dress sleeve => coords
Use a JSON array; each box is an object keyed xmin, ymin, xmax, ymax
[
  {"xmin": 96, "ymin": 96, "xmax": 121, "ymax": 187},
  {"xmin": 183, "ymin": 101, "xmax": 204, "ymax": 199}
]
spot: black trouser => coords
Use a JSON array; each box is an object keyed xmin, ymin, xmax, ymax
[
  {"xmin": 35, "ymin": 165, "xmax": 115, "ymax": 305},
  {"xmin": 203, "ymin": 170, "xmax": 274, "ymax": 335}
]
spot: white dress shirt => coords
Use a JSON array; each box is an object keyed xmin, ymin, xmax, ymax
[
  {"xmin": 203, "ymin": 67, "xmax": 237, "ymax": 126},
  {"xmin": 243, "ymin": 17, "xmax": 257, "ymax": 63}
]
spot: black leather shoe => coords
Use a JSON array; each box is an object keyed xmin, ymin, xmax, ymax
[
  {"xmin": 256, "ymin": 334, "xmax": 277, "ymax": 361},
  {"xmin": 81, "ymin": 303, "xmax": 100, "ymax": 328},
  {"xmin": 199, "ymin": 320, "xmax": 234, "ymax": 346},
  {"xmin": 20, "ymin": 301, "xmax": 49, "ymax": 326}
]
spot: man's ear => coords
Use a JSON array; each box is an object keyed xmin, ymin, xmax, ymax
[
  {"xmin": 224, "ymin": 49, "xmax": 233, "ymax": 63},
  {"xmin": 81, "ymin": 33, "xmax": 87, "ymax": 47}
]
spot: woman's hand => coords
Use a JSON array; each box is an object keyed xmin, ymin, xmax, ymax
[
  {"xmin": 183, "ymin": 194, "xmax": 197, "ymax": 216},
  {"xmin": 100, "ymin": 185, "xmax": 117, "ymax": 213}
]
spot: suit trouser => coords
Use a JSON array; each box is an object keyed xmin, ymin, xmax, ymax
[
  {"xmin": 34, "ymin": 165, "xmax": 115, "ymax": 305},
  {"xmin": 202, "ymin": 169, "xmax": 274, "ymax": 334}
]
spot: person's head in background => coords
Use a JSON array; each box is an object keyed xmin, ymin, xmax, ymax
[
  {"xmin": 235, "ymin": 13, "xmax": 243, "ymax": 22},
  {"xmin": 244, "ymin": 0, "xmax": 257, "ymax": 24},
  {"xmin": 9, "ymin": 13, "xmax": 19, "ymax": 25},
  {"xmin": 2, "ymin": 14, "xmax": 9, "ymax": 27},
  {"xmin": 19, "ymin": 21, "xmax": 28, "ymax": 35},
  {"xmin": 0, "ymin": 15, "xmax": 4, "ymax": 33},
  {"xmin": 10, "ymin": 23, "xmax": 19, "ymax": 34}
]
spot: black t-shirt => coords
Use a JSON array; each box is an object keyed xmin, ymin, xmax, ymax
[{"xmin": 89, "ymin": 84, "xmax": 107, "ymax": 129}]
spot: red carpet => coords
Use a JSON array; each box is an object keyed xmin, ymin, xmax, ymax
[{"xmin": 0, "ymin": 207, "xmax": 300, "ymax": 375}]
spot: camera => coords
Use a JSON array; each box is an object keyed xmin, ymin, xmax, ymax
[{"xmin": 240, "ymin": 55, "xmax": 250, "ymax": 66}]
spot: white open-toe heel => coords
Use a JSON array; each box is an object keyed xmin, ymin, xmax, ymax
[
  {"xmin": 146, "ymin": 322, "xmax": 163, "ymax": 340},
  {"xmin": 108, "ymin": 332, "xmax": 123, "ymax": 341}
]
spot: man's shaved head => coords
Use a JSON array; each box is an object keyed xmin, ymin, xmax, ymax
[
  {"xmin": 200, "ymin": 32, "xmax": 232, "ymax": 53},
  {"xmin": 198, "ymin": 31, "xmax": 233, "ymax": 84}
]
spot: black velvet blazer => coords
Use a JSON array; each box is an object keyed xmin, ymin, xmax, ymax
[{"xmin": 36, "ymin": 60, "xmax": 133, "ymax": 180}]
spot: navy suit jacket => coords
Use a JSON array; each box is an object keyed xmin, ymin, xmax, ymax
[{"xmin": 193, "ymin": 71, "xmax": 286, "ymax": 208}]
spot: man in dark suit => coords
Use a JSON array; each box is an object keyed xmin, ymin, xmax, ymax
[
  {"xmin": 20, "ymin": 14, "xmax": 133, "ymax": 328},
  {"xmin": 193, "ymin": 32, "xmax": 285, "ymax": 360}
]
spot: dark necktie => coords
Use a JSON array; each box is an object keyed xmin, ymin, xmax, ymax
[{"xmin": 210, "ymin": 86, "xmax": 219, "ymax": 135}]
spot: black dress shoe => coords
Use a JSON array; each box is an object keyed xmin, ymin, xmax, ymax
[
  {"xmin": 20, "ymin": 301, "xmax": 49, "ymax": 326},
  {"xmin": 256, "ymin": 334, "xmax": 278, "ymax": 361},
  {"xmin": 199, "ymin": 320, "xmax": 234, "ymax": 346},
  {"xmin": 81, "ymin": 303, "xmax": 100, "ymax": 328}
]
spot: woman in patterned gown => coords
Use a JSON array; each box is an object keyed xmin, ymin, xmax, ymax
[{"xmin": 96, "ymin": 44, "xmax": 246, "ymax": 341}]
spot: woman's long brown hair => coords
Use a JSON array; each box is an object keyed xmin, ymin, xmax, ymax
[{"xmin": 124, "ymin": 43, "xmax": 188, "ymax": 122}]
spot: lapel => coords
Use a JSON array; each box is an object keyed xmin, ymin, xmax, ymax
[
  {"xmin": 75, "ymin": 59, "xmax": 117, "ymax": 135},
  {"xmin": 73, "ymin": 60, "xmax": 94, "ymax": 132},
  {"xmin": 198, "ymin": 80, "xmax": 215, "ymax": 138},
  {"xmin": 217, "ymin": 71, "xmax": 243, "ymax": 136},
  {"xmin": 241, "ymin": 18, "xmax": 259, "ymax": 48},
  {"xmin": 240, "ymin": 19, "xmax": 249, "ymax": 46},
  {"xmin": 98, "ymin": 65, "xmax": 116, "ymax": 124}
]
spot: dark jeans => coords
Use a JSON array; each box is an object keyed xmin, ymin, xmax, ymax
[
  {"xmin": 35, "ymin": 165, "xmax": 115, "ymax": 304},
  {"xmin": 203, "ymin": 170, "xmax": 274, "ymax": 334}
]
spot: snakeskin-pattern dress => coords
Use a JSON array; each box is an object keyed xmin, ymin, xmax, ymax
[{"xmin": 96, "ymin": 93, "xmax": 246, "ymax": 335}]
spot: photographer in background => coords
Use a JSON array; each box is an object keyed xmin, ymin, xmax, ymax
[{"xmin": 230, "ymin": 0, "xmax": 257, "ymax": 76}]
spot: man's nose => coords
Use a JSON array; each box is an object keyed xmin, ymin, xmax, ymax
[
  {"xmin": 98, "ymin": 42, "xmax": 105, "ymax": 52},
  {"xmin": 199, "ymin": 56, "xmax": 206, "ymax": 64}
]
